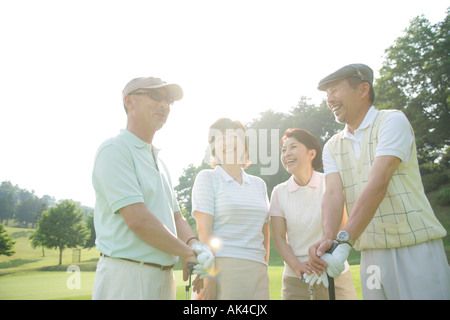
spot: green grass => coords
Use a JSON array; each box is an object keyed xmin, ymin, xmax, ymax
[
  {"xmin": 426, "ymin": 173, "xmax": 450, "ymax": 262},
  {"xmin": 0, "ymin": 271, "xmax": 95, "ymax": 300},
  {"xmin": 0, "ymin": 264, "xmax": 362, "ymax": 300},
  {"xmin": 0, "ymin": 225, "xmax": 364, "ymax": 300},
  {"xmin": 0, "ymin": 227, "xmax": 100, "ymax": 274}
]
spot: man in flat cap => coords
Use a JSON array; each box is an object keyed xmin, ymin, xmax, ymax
[
  {"xmin": 308, "ymin": 64, "xmax": 450, "ymax": 299},
  {"xmin": 91, "ymin": 77, "xmax": 213, "ymax": 299}
]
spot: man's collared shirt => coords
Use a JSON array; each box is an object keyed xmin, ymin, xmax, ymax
[
  {"xmin": 323, "ymin": 106, "xmax": 414, "ymax": 175},
  {"xmin": 92, "ymin": 129, "xmax": 179, "ymax": 265}
]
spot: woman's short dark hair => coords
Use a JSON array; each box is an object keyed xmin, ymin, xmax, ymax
[{"xmin": 281, "ymin": 128, "xmax": 323, "ymax": 170}]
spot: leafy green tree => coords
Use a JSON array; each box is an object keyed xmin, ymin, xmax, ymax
[
  {"xmin": 247, "ymin": 109, "xmax": 290, "ymax": 196},
  {"xmin": 0, "ymin": 181, "xmax": 19, "ymax": 225},
  {"xmin": 30, "ymin": 223, "xmax": 47, "ymax": 257},
  {"xmin": 174, "ymin": 162, "xmax": 210, "ymax": 230},
  {"xmin": 286, "ymin": 97, "xmax": 344, "ymax": 146},
  {"xmin": 30, "ymin": 200, "xmax": 88, "ymax": 265},
  {"xmin": 247, "ymin": 100, "xmax": 343, "ymax": 196},
  {"xmin": 84, "ymin": 212, "xmax": 96, "ymax": 249},
  {"xmin": 32, "ymin": 201, "xmax": 48, "ymax": 229},
  {"xmin": 0, "ymin": 224, "xmax": 15, "ymax": 256},
  {"xmin": 15, "ymin": 189, "xmax": 42, "ymax": 227},
  {"xmin": 375, "ymin": 10, "xmax": 450, "ymax": 163}
]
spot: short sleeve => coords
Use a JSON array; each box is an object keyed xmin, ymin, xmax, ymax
[
  {"xmin": 93, "ymin": 144, "xmax": 144, "ymax": 214},
  {"xmin": 191, "ymin": 170, "xmax": 215, "ymax": 218},
  {"xmin": 259, "ymin": 178, "xmax": 270, "ymax": 222},
  {"xmin": 376, "ymin": 111, "xmax": 414, "ymax": 163},
  {"xmin": 268, "ymin": 185, "xmax": 285, "ymax": 218},
  {"xmin": 322, "ymin": 140, "xmax": 339, "ymax": 175},
  {"xmin": 172, "ymin": 195, "xmax": 181, "ymax": 213}
]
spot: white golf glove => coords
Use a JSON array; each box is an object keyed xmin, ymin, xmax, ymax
[
  {"xmin": 303, "ymin": 271, "xmax": 329, "ymax": 288},
  {"xmin": 191, "ymin": 241, "xmax": 215, "ymax": 279},
  {"xmin": 320, "ymin": 243, "xmax": 351, "ymax": 278}
]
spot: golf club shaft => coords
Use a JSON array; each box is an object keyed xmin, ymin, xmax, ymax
[{"xmin": 185, "ymin": 262, "xmax": 195, "ymax": 300}]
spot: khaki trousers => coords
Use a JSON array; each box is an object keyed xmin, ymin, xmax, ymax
[
  {"xmin": 92, "ymin": 255, "xmax": 176, "ymax": 300},
  {"xmin": 281, "ymin": 269, "xmax": 356, "ymax": 300}
]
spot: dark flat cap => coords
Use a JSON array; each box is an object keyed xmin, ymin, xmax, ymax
[{"xmin": 317, "ymin": 63, "xmax": 373, "ymax": 91}]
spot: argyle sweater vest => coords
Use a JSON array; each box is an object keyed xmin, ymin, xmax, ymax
[{"xmin": 327, "ymin": 110, "xmax": 446, "ymax": 250}]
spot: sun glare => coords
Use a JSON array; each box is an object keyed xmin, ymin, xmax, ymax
[{"xmin": 209, "ymin": 237, "xmax": 222, "ymax": 250}]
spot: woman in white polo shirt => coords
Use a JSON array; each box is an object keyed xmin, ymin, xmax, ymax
[
  {"xmin": 269, "ymin": 128, "xmax": 356, "ymax": 300},
  {"xmin": 191, "ymin": 118, "xmax": 270, "ymax": 300}
]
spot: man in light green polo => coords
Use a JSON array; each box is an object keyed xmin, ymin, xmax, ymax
[{"xmin": 91, "ymin": 77, "xmax": 212, "ymax": 299}]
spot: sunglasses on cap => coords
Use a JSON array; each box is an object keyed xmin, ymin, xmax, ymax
[{"xmin": 129, "ymin": 90, "xmax": 174, "ymax": 105}]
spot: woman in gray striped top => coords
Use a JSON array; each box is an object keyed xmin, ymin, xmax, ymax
[{"xmin": 191, "ymin": 118, "xmax": 270, "ymax": 300}]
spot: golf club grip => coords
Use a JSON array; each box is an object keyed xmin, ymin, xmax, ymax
[
  {"xmin": 326, "ymin": 240, "xmax": 338, "ymax": 300},
  {"xmin": 326, "ymin": 240, "xmax": 339, "ymax": 254},
  {"xmin": 186, "ymin": 263, "xmax": 196, "ymax": 300},
  {"xmin": 187, "ymin": 262, "xmax": 195, "ymax": 275}
]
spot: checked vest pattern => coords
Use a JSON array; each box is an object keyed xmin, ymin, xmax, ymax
[{"xmin": 326, "ymin": 110, "xmax": 446, "ymax": 250}]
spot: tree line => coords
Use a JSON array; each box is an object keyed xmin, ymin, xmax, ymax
[
  {"xmin": 0, "ymin": 180, "xmax": 93, "ymax": 227},
  {"xmin": 0, "ymin": 181, "xmax": 95, "ymax": 264}
]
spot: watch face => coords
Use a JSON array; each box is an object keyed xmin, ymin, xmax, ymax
[{"xmin": 338, "ymin": 231, "xmax": 349, "ymax": 242}]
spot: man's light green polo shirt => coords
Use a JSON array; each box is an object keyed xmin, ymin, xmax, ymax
[{"xmin": 92, "ymin": 129, "xmax": 180, "ymax": 265}]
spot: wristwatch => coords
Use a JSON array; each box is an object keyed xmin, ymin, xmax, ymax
[{"xmin": 336, "ymin": 230, "xmax": 355, "ymax": 247}]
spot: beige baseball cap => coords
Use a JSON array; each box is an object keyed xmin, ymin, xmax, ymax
[{"xmin": 122, "ymin": 77, "xmax": 183, "ymax": 101}]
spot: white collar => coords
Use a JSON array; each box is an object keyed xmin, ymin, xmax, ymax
[
  {"xmin": 215, "ymin": 165, "xmax": 250, "ymax": 184},
  {"xmin": 287, "ymin": 171, "xmax": 321, "ymax": 192},
  {"xmin": 342, "ymin": 106, "xmax": 378, "ymax": 139}
]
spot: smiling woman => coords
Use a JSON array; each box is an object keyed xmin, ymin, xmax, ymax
[
  {"xmin": 281, "ymin": 129, "xmax": 323, "ymax": 185},
  {"xmin": 191, "ymin": 118, "xmax": 271, "ymax": 300},
  {"xmin": 269, "ymin": 128, "xmax": 357, "ymax": 300}
]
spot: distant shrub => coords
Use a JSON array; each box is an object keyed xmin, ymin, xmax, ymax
[
  {"xmin": 437, "ymin": 188, "xmax": 450, "ymax": 206},
  {"xmin": 419, "ymin": 162, "xmax": 444, "ymax": 175},
  {"xmin": 422, "ymin": 172, "xmax": 449, "ymax": 193},
  {"xmin": 440, "ymin": 147, "xmax": 450, "ymax": 169}
]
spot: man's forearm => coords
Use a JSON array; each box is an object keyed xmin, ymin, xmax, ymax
[
  {"xmin": 322, "ymin": 195, "xmax": 344, "ymax": 240},
  {"xmin": 120, "ymin": 203, "xmax": 194, "ymax": 259},
  {"xmin": 322, "ymin": 173, "xmax": 345, "ymax": 240},
  {"xmin": 174, "ymin": 211, "xmax": 198, "ymax": 245}
]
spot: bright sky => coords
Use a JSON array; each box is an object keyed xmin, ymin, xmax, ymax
[{"xmin": 0, "ymin": 0, "xmax": 448, "ymax": 208}]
